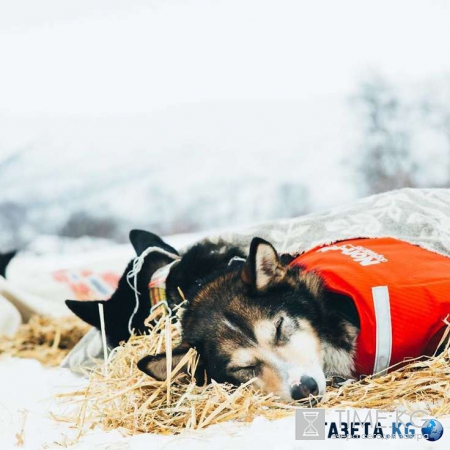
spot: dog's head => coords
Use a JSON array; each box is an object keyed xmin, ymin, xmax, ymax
[
  {"xmin": 138, "ymin": 237, "xmax": 329, "ymax": 401},
  {"xmin": 65, "ymin": 229, "xmax": 181, "ymax": 347},
  {"xmin": 65, "ymin": 230, "xmax": 246, "ymax": 348}
]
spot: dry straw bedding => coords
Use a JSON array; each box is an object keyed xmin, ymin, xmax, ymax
[
  {"xmin": 1, "ymin": 314, "xmax": 450, "ymax": 436},
  {"xmin": 0, "ymin": 315, "xmax": 90, "ymax": 366}
]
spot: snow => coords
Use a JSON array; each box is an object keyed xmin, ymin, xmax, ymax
[{"xmin": 0, "ymin": 100, "xmax": 354, "ymax": 243}]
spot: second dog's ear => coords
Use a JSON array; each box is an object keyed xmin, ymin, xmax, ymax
[
  {"xmin": 129, "ymin": 230, "xmax": 179, "ymax": 257},
  {"xmin": 137, "ymin": 343, "xmax": 195, "ymax": 380},
  {"xmin": 0, "ymin": 250, "xmax": 17, "ymax": 278},
  {"xmin": 241, "ymin": 237, "xmax": 286, "ymax": 292},
  {"xmin": 65, "ymin": 299, "xmax": 105, "ymax": 328}
]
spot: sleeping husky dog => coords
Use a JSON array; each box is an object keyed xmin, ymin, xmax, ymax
[{"xmin": 67, "ymin": 230, "xmax": 359, "ymax": 402}]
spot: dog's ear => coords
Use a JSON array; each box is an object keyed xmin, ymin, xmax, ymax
[
  {"xmin": 137, "ymin": 342, "xmax": 195, "ymax": 380},
  {"xmin": 65, "ymin": 299, "xmax": 105, "ymax": 328},
  {"xmin": 0, "ymin": 250, "xmax": 17, "ymax": 278},
  {"xmin": 241, "ymin": 237, "xmax": 286, "ymax": 292},
  {"xmin": 129, "ymin": 229, "xmax": 179, "ymax": 257}
]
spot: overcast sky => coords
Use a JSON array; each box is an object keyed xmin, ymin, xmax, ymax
[{"xmin": 1, "ymin": 0, "xmax": 450, "ymax": 116}]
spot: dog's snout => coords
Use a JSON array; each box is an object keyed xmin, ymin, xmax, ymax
[{"xmin": 291, "ymin": 376, "xmax": 319, "ymax": 400}]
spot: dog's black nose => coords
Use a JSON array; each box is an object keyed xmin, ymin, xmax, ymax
[{"xmin": 291, "ymin": 376, "xmax": 319, "ymax": 400}]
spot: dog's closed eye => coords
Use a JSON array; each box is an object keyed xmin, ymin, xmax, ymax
[
  {"xmin": 275, "ymin": 317, "xmax": 284, "ymax": 343},
  {"xmin": 274, "ymin": 316, "xmax": 296, "ymax": 345},
  {"xmin": 229, "ymin": 364, "xmax": 257, "ymax": 373},
  {"xmin": 229, "ymin": 363, "xmax": 260, "ymax": 380}
]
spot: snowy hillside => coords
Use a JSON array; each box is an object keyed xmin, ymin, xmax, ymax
[{"xmin": 0, "ymin": 98, "xmax": 355, "ymax": 247}]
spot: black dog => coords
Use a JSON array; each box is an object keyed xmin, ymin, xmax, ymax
[{"xmin": 66, "ymin": 230, "xmax": 246, "ymax": 348}]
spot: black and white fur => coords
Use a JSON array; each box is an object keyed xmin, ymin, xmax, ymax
[{"xmin": 68, "ymin": 231, "xmax": 359, "ymax": 401}]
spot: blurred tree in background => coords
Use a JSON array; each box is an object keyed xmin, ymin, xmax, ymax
[
  {"xmin": 352, "ymin": 74, "xmax": 450, "ymax": 195},
  {"xmin": 351, "ymin": 75, "xmax": 418, "ymax": 195},
  {"xmin": 420, "ymin": 75, "xmax": 450, "ymax": 181},
  {"xmin": 0, "ymin": 147, "xmax": 32, "ymax": 249},
  {"xmin": 0, "ymin": 201, "xmax": 29, "ymax": 249},
  {"xmin": 59, "ymin": 211, "xmax": 120, "ymax": 240}
]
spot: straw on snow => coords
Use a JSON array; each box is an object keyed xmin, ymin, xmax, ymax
[
  {"xmin": 57, "ymin": 315, "xmax": 290, "ymax": 435},
  {"xmin": 1, "ymin": 312, "xmax": 449, "ymax": 434},
  {"xmin": 0, "ymin": 315, "xmax": 90, "ymax": 366},
  {"xmin": 59, "ymin": 315, "xmax": 450, "ymax": 436}
]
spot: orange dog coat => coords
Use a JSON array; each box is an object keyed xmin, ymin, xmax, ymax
[{"xmin": 290, "ymin": 238, "xmax": 450, "ymax": 376}]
